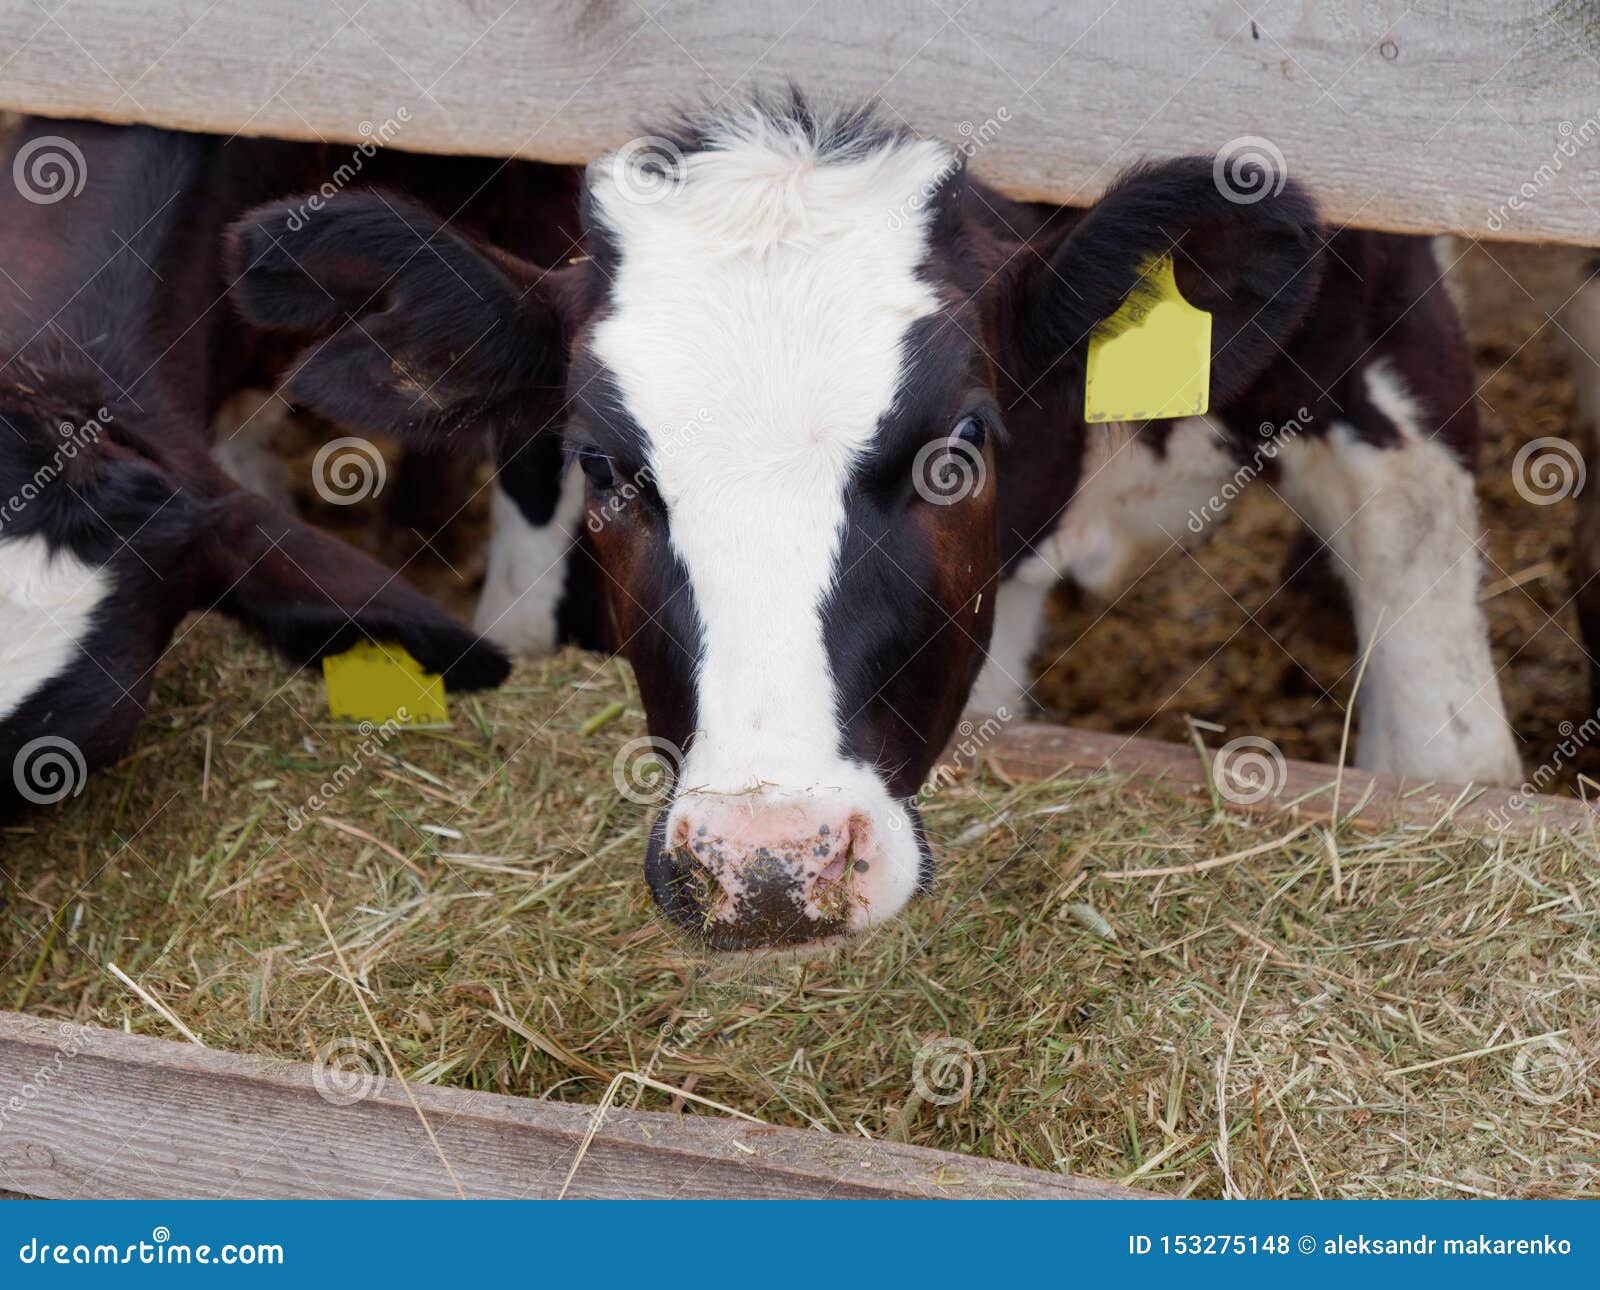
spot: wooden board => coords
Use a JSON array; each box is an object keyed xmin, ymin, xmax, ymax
[
  {"xmin": 976, "ymin": 720, "xmax": 1600, "ymax": 837},
  {"xmin": 0, "ymin": 1013, "xmax": 1142, "ymax": 1200},
  {"xmin": 0, "ymin": 2, "xmax": 1595, "ymax": 244}
]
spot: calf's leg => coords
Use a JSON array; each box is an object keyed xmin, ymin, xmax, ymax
[{"xmin": 1273, "ymin": 358, "xmax": 1518, "ymax": 783}]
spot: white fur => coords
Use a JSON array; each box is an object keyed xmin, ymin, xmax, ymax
[
  {"xmin": 1024, "ymin": 416, "xmax": 1237, "ymax": 598},
  {"xmin": 967, "ymin": 417, "xmax": 1237, "ymax": 718},
  {"xmin": 588, "ymin": 118, "xmax": 954, "ymax": 929},
  {"xmin": 0, "ymin": 535, "xmax": 111, "ymax": 723},
  {"xmin": 474, "ymin": 470, "xmax": 585, "ymax": 655},
  {"xmin": 1276, "ymin": 359, "xmax": 1519, "ymax": 783}
]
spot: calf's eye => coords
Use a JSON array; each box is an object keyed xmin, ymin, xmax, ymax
[
  {"xmin": 576, "ymin": 447, "xmax": 616, "ymax": 491},
  {"xmin": 951, "ymin": 414, "xmax": 986, "ymax": 449}
]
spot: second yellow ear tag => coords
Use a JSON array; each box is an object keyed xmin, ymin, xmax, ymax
[
  {"xmin": 322, "ymin": 641, "xmax": 448, "ymax": 725},
  {"xmin": 1084, "ymin": 254, "xmax": 1211, "ymax": 423}
]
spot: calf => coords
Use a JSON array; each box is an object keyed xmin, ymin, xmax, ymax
[
  {"xmin": 0, "ymin": 119, "xmax": 584, "ymax": 807},
  {"xmin": 230, "ymin": 91, "xmax": 1517, "ymax": 952}
]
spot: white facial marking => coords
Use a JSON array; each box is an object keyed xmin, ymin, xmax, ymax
[
  {"xmin": 590, "ymin": 117, "xmax": 953, "ymax": 929},
  {"xmin": 475, "ymin": 469, "xmax": 585, "ymax": 656},
  {"xmin": 1275, "ymin": 358, "xmax": 1518, "ymax": 784},
  {"xmin": 0, "ymin": 534, "xmax": 111, "ymax": 723}
]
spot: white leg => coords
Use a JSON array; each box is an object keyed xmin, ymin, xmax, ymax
[
  {"xmin": 968, "ymin": 575, "xmax": 1051, "ymax": 716},
  {"xmin": 474, "ymin": 468, "xmax": 586, "ymax": 656},
  {"xmin": 211, "ymin": 388, "xmax": 298, "ymax": 512},
  {"xmin": 1275, "ymin": 361, "xmax": 1519, "ymax": 784},
  {"xmin": 970, "ymin": 416, "xmax": 1240, "ymax": 716},
  {"xmin": 1032, "ymin": 416, "xmax": 1240, "ymax": 598}
]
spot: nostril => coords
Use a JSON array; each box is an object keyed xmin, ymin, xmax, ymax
[
  {"xmin": 815, "ymin": 815, "xmax": 864, "ymax": 889},
  {"xmin": 670, "ymin": 849, "xmax": 722, "ymax": 919}
]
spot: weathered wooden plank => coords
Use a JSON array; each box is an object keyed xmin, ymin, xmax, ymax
[
  {"xmin": 0, "ymin": 1013, "xmax": 1142, "ymax": 1199},
  {"xmin": 977, "ymin": 721, "xmax": 1600, "ymax": 837},
  {"xmin": 0, "ymin": 2, "xmax": 1594, "ymax": 244}
]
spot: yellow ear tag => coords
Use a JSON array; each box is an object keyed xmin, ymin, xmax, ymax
[
  {"xmin": 322, "ymin": 641, "xmax": 447, "ymax": 725},
  {"xmin": 1084, "ymin": 254, "xmax": 1211, "ymax": 423}
]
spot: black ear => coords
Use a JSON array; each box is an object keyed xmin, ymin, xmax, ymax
[
  {"xmin": 196, "ymin": 488, "xmax": 509, "ymax": 691},
  {"xmin": 226, "ymin": 192, "xmax": 568, "ymax": 446},
  {"xmin": 1021, "ymin": 155, "xmax": 1323, "ymax": 406}
]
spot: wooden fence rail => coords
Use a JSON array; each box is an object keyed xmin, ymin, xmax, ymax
[
  {"xmin": 0, "ymin": 1013, "xmax": 1141, "ymax": 1199},
  {"xmin": 0, "ymin": 1, "xmax": 1595, "ymax": 244}
]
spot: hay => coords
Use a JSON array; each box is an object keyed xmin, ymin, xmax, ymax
[{"xmin": 3, "ymin": 618, "xmax": 1596, "ymax": 1198}]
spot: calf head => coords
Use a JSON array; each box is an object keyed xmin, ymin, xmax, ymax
[{"xmin": 229, "ymin": 94, "xmax": 1320, "ymax": 951}]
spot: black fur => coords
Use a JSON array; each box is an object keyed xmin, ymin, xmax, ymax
[{"xmin": 228, "ymin": 193, "xmax": 567, "ymax": 447}]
